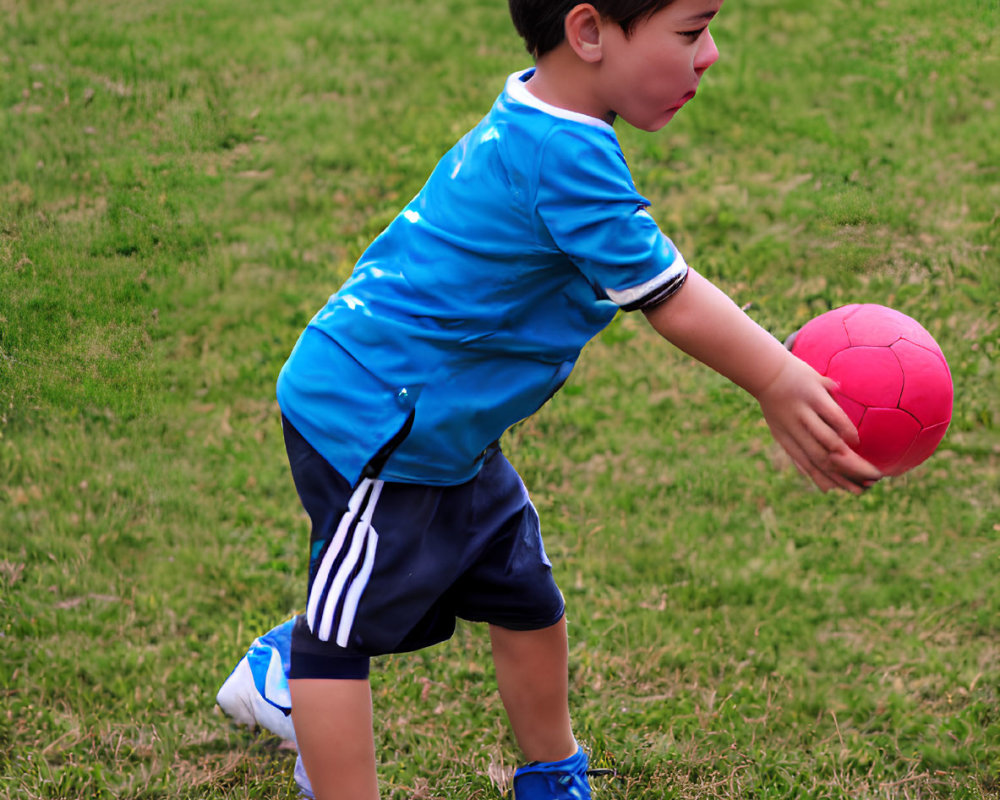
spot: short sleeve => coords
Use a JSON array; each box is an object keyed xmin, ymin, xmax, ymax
[{"xmin": 534, "ymin": 126, "xmax": 688, "ymax": 311}]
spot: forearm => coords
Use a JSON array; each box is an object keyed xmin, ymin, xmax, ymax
[
  {"xmin": 643, "ymin": 268, "xmax": 882, "ymax": 493},
  {"xmin": 642, "ymin": 269, "xmax": 791, "ymax": 397}
]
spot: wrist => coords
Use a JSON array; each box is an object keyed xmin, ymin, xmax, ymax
[{"xmin": 744, "ymin": 340, "xmax": 796, "ymax": 400}]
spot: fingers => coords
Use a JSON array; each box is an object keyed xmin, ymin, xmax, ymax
[
  {"xmin": 796, "ymin": 448, "xmax": 869, "ymax": 495},
  {"xmin": 776, "ymin": 411, "xmax": 882, "ymax": 495},
  {"xmin": 802, "ymin": 385, "xmax": 883, "ymax": 489},
  {"xmin": 804, "ymin": 453, "xmax": 864, "ymax": 494},
  {"xmin": 816, "ymin": 376, "xmax": 860, "ymax": 448},
  {"xmin": 774, "ymin": 429, "xmax": 848, "ymax": 494},
  {"xmin": 829, "ymin": 447, "xmax": 883, "ymax": 485},
  {"xmin": 758, "ymin": 357, "xmax": 883, "ymax": 494},
  {"xmin": 802, "ymin": 436, "xmax": 881, "ymax": 494}
]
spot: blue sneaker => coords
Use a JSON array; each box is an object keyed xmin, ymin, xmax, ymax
[
  {"xmin": 216, "ymin": 617, "xmax": 296, "ymax": 743},
  {"xmin": 512, "ymin": 746, "xmax": 592, "ymax": 800}
]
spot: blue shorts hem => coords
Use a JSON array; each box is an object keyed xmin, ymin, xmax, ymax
[
  {"xmin": 289, "ymin": 649, "xmax": 371, "ymax": 680},
  {"xmin": 462, "ymin": 599, "xmax": 565, "ymax": 632}
]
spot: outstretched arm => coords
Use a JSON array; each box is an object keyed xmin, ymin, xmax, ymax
[{"xmin": 643, "ymin": 269, "xmax": 881, "ymax": 493}]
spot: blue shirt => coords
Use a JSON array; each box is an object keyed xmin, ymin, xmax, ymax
[{"xmin": 278, "ymin": 69, "xmax": 688, "ymax": 486}]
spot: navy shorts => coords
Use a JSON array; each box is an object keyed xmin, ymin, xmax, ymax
[{"xmin": 282, "ymin": 417, "xmax": 565, "ymax": 680}]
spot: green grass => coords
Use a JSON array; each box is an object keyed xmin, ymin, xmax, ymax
[{"xmin": 2, "ymin": 0, "xmax": 998, "ymax": 797}]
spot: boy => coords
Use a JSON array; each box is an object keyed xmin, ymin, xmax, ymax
[{"xmin": 217, "ymin": 1, "xmax": 881, "ymax": 798}]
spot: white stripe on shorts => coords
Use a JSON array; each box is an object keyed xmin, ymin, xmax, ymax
[
  {"xmin": 336, "ymin": 524, "xmax": 379, "ymax": 647},
  {"xmin": 306, "ymin": 478, "xmax": 384, "ymax": 643}
]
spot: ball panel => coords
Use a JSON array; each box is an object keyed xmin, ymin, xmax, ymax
[
  {"xmin": 855, "ymin": 407, "xmax": 921, "ymax": 474},
  {"xmin": 832, "ymin": 392, "xmax": 866, "ymax": 428},
  {"xmin": 827, "ymin": 347, "xmax": 904, "ymax": 408},
  {"xmin": 843, "ymin": 304, "xmax": 941, "ymax": 352},
  {"xmin": 791, "ymin": 308, "xmax": 854, "ymax": 373},
  {"xmin": 892, "ymin": 339, "xmax": 955, "ymax": 427},
  {"xmin": 842, "ymin": 304, "xmax": 909, "ymax": 346},
  {"xmin": 892, "ymin": 420, "xmax": 950, "ymax": 475}
]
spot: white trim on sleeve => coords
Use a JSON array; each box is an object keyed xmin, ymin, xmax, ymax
[{"xmin": 605, "ymin": 251, "xmax": 689, "ymax": 310}]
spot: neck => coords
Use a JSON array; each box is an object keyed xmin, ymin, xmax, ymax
[{"xmin": 524, "ymin": 49, "xmax": 612, "ymax": 124}]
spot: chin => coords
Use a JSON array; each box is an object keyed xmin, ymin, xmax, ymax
[{"xmin": 643, "ymin": 109, "xmax": 679, "ymax": 132}]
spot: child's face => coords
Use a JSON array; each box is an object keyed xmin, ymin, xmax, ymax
[{"xmin": 597, "ymin": 0, "xmax": 723, "ymax": 130}]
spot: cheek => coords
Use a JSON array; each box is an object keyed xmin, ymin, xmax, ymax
[
  {"xmin": 648, "ymin": 58, "xmax": 687, "ymax": 95},
  {"xmin": 650, "ymin": 51, "xmax": 689, "ymax": 80}
]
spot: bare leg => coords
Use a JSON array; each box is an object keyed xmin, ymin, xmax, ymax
[
  {"xmin": 490, "ymin": 616, "xmax": 577, "ymax": 763},
  {"xmin": 289, "ymin": 678, "xmax": 380, "ymax": 800}
]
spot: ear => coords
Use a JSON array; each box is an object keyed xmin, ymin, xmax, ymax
[{"xmin": 563, "ymin": 4, "xmax": 604, "ymax": 63}]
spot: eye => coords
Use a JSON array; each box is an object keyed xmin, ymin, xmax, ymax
[{"xmin": 679, "ymin": 26, "xmax": 707, "ymax": 40}]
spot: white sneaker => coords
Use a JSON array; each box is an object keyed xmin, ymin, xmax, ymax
[
  {"xmin": 216, "ymin": 618, "xmax": 315, "ymax": 798},
  {"xmin": 216, "ymin": 618, "xmax": 297, "ymax": 743}
]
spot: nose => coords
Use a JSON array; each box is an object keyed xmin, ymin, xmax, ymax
[{"xmin": 694, "ymin": 29, "xmax": 719, "ymax": 74}]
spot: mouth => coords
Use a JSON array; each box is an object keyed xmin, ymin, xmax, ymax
[{"xmin": 668, "ymin": 91, "xmax": 697, "ymax": 113}]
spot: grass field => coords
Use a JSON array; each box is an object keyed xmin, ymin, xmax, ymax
[{"xmin": 2, "ymin": 0, "xmax": 998, "ymax": 797}]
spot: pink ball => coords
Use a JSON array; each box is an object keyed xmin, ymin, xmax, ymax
[{"xmin": 788, "ymin": 304, "xmax": 953, "ymax": 476}]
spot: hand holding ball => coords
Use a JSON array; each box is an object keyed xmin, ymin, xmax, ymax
[{"xmin": 787, "ymin": 304, "xmax": 953, "ymax": 476}]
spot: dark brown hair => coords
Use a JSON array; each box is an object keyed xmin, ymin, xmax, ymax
[{"xmin": 508, "ymin": 0, "xmax": 677, "ymax": 58}]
